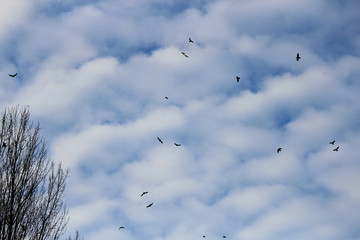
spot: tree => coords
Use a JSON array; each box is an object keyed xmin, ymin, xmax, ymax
[
  {"xmin": 0, "ymin": 106, "xmax": 70, "ymax": 240},
  {"xmin": 67, "ymin": 230, "xmax": 83, "ymax": 240}
]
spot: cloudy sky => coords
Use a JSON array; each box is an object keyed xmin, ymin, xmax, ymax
[{"xmin": 1, "ymin": 0, "xmax": 360, "ymax": 239}]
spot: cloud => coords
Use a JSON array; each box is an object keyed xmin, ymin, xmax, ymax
[
  {"xmin": 0, "ymin": 0, "xmax": 359, "ymax": 239},
  {"xmin": 0, "ymin": 0, "xmax": 32, "ymax": 39}
]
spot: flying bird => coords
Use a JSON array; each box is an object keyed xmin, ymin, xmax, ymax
[
  {"xmin": 8, "ymin": 73, "xmax": 17, "ymax": 77},
  {"xmin": 141, "ymin": 191, "xmax": 148, "ymax": 197},
  {"xmin": 277, "ymin": 147, "xmax": 282, "ymax": 153},
  {"xmin": 333, "ymin": 146, "xmax": 339, "ymax": 151},
  {"xmin": 146, "ymin": 203, "xmax": 153, "ymax": 208},
  {"xmin": 165, "ymin": 96, "xmax": 168, "ymax": 99},
  {"xmin": 181, "ymin": 52, "xmax": 189, "ymax": 58},
  {"xmin": 203, "ymin": 236, "xmax": 205, "ymax": 238},
  {"xmin": 174, "ymin": 143, "xmax": 181, "ymax": 147},
  {"xmin": 296, "ymin": 53, "xmax": 301, "ymax": 61},
  {"xmin": 157, "ymin": 137, "xmax": 163, "ymax": 144},
  {"xmin": 119, "ymin": 226, "xmax": 125, "ymax": 230},
  {"xmin": 236, "ymin": 76, "xmax": 240, "ymax": 82},
  {"xmin": 329, "ymin": 140, "xmax": 335, "ymax": 145},
  {"xmin": 189, "ymin": 37, "xmax": 194, "ymax": 43},
  {"xmin": 223, "ymin": 236, "xmax": 227, "ymax": 238}
]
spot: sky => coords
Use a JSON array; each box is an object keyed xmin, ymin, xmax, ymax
[{"xmin": 1, "ymin": 0, "xmax": 360, "ymax": 239}]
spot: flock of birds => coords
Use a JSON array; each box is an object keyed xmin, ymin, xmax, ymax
[
  {"xmin": 277, "ymin": 139, "xmax": 339, "ymax": 153},
  {"xmin": 6, "ymin": 36, "xmax": 340, "ymax": 239},
  {"xmin": 114, "ymin": 37, "xmax": 341, "ymax": 239}
]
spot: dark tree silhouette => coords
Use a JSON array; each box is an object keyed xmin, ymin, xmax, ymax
[
  {"xmin": 0, "ymin": 106, "xmax": 71, "ymax": 240},
  {"xmin": 67, "ymin": 230, "xmax": 83, "ymax": 240}
]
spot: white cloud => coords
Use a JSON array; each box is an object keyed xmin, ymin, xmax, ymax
[
  {"xmin": 1, "ymin": 0, "xmax": 359, "ymax": 239},
  {"xmin": 0, "ymin": 0, "xmax": 32, "ymax": 39}
]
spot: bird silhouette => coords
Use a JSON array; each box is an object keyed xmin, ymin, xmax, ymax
[
  {"xmin": 236, "ymin": 76, "xmax": 240, "ymax": 82},
  {"xmin": 223, "ymin": 236, "xmax": 226, "ymax": 238},
  {"xmin": 146, "ymin": 203, "xmax": 153, "ymax": 208},
  {"xmin": 333, "ymin": 146, "xmax": 339, "ymax": 151},
  {"xmin": 8, "ymin": 73, "xmax": 17, "ymax": 77},
  {"xmin": 174, "ymin": 143, "xmax": 181, "ymax": 147},
  {"xmin": 329, "ymin": 140, "xmax": 335, "ymax": 145},
  {"xmin": 165, "ymin": 96, "xmax": 168, "ymax": 99},
  {"xmin": 157, "ymin": 137, "xmax": 163, "ymax": 144},
  {"xmin": 203, "ymin": 236, "xmax": 205, "ymax": 238},
  {"xmin": 141, "ymin": 191, "xmax": 148, "ymax": 197},
  {"xmin": 181, "ymin": 52, "xmax": 189, "ymax": 58},
  {"xmin": 277, "ymin": 147, "xmax": 282, "ymax": 153},
  {"xmin": 296, "ymin": 53, "xmax": 301, "ymax": 61},
  {"xmin": 189, "ymin": 37, "xmax": 194, "ymax": 43},
  {"xmin": 119, "ymin": 226, "xmax": 125, "ymax": 230}
]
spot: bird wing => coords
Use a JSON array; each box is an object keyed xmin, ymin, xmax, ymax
[
  {"xmin": 9, "ymin": 73, "xmax": 17, "ymax": 77},
  {"xmin": 181, "ymin": 52, "xmax": 188, "ymax": 57}
]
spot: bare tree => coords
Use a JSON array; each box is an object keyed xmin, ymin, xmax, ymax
[
  {"xmin": 67, "ymin": 230, "xmax": 83, "ymax": 240},
  {"xmin": 0, "ymin": 106, "xmax": 70, "ymax": 240}
]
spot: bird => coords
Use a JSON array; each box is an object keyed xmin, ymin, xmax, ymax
[
  {"xmin": 189, "ymin": 37, "xmax": 194, "ymax": 43},
  {"xmin": 203, "ymin": 236, "xmax": 205, "ymax": 238},
  {"xmin": 8, "ymin": 73, "xmax": 17, "ymax": 77},
  {"xmin": 223, "ymin": 236, "xmax": 227, "ymax": 238},
  {"xmin": 296, "ymin": 53, "xmax": 301, "ymax": 61},
  {"xmin": 141, "ymin": 191, "xmax": 148, "ymax": 197},
  {"xmin": 165, "ymin": 96, "xmax": 168, "ymax": 99},
  {"xmin": 236, "ymin": 76, "xmax": 240, "ymax": 82},
  {"xmin": 329, "ymin": 140, "xmax": 335, "ymax": 145},
  {"xmin": 157, "ymin": 137, "xmax": 163, "ymax": 144},
  {"xmin": 333, "ymin": 146, "xmax": 339, "ymax": 151},
  {"xmin": 277, "ymin": 147, "xmax": 282, "ymax": 153},
  {"xmin": 181, "ymin": 52, "xmax": 189, "ymax": 58},
  {"xmin": 174, "ymin": 143, "xmax": 181, "ymax": 146},
  {"xmin": 119, "ymin": 226, "xmax": 125, "ymax": 230},
  {"xmin": 146, "ymin": 203, "xmax": 153, "ymax": 208}
]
